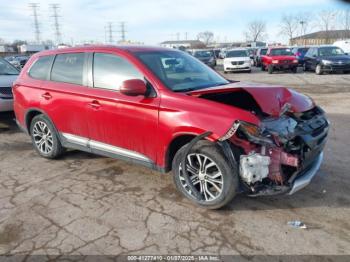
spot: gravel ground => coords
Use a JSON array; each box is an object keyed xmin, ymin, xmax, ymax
[{"xmin": 0, "ymin": 67, "xmax": 349, "ymax": 258}]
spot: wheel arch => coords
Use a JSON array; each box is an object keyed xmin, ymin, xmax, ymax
[
  {"xmin": 25, "ymin": 108, "xmax": 59, "ymax": 137},
  {"xmin": 164, "ymin": 134, "xmax": 198, "ymax": 173}
]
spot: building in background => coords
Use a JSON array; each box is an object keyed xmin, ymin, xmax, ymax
[
  {"xmin": 19, "ymin": 44, "xmax": 52, "ymax": 54},
  {"xmin": 290, "ymin": 30, "xmax": 350, "ymax": 46},
  {"xmin": 160, "ymin": 40, "xmax": 206, "ymax": 49}
]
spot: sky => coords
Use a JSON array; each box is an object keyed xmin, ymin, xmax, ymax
[{"xmin": 0, "ymin": 0, "xmax": 349, "ymax": 45}]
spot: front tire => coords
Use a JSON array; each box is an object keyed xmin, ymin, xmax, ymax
[
  {"xmin": 30, "ymin": 114, "xmax": 64, "ymax": 159},
  {"xmin": 268, "ymin": 65, "xmax": 274, "ymax": 74},
  {"xmin": 172, "ymin": 140, "xmax": 238, "ymax": 209},
  {"xmin": 315, "ymin": 64, "xmax": 323, "ymax": 75}
]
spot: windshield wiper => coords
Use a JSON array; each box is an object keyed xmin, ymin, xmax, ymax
[
  {"xmin": 174, "ymin": 82, "xmax": 229, "ymax": 93},
  {"xmin": 0, "ymin": 73, "xmax": 18, "ymax": 75}
]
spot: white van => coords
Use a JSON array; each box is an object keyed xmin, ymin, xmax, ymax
[{"xmin": 333, "ymin": 40, "xmax": 350, "ymax": 54}]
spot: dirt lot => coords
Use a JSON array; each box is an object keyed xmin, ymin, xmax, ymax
[{"xmin": 0, "ymin": 68, "xmax": 349, "ymax": 257}]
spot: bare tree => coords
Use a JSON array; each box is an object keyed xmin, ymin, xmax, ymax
[
  {"xmin": 341, "ymin": 9, "xmax": 350, "ymax": 31},
  {"xmin": 317, "ymin": 10, "xmax": 338, "ymax": 44},
  {"xmin": 244, "ymin": 20, "xmax": 267, "ymax": 42},
  {"xmin": 318, "ymin": 10, "xmax": 338, "ymax": 31},
  {"xmin": 280, "ymin": 14, "xmax": 299, "ymax": 41},
  {"xmin": 197, "ymin": 31, "xmax": 214, "ymax": 45}
]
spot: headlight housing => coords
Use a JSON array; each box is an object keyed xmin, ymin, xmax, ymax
[
  {"xmin": 272, "ymin": 60, "xmax": 279, "ymax": 64},
  {"xmin": 219, "ymin": 121, "xmax": 275, "ymax": 146},
  {"xmin": 322, "ymin": 60, "xmax": 332, "ymax": 65},
  {"xmin": 239, "ymin": 121, "xmax": 275, "ymax": 146}
]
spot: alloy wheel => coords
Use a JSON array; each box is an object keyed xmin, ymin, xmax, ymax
[
  {"xmin": 32, "ymin": 121, "xmax": 54, "ymax": 154},
  {"xmin": 179, "ymin": 153, "xmax": 223, "ymax": 201}
]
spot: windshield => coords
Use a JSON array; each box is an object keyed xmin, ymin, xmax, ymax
[
  {"xmin": 226, "ymin": 50, "xmax": 249, "ymax": 58},
  {"xmin": 319, "ymin": 46, "xmax": 345, "ymax": 56},
  {"xmin": 135, "ymin": 51, "xmax": 229, "ymax": 92},
  {"xmin": 260, "ymin": 49, "xmax": 268, "ymax": 55},
  {"xmin": 193, "ymin": 50, "xmax": 213, "ymax": 58},
  {"xmin": 0, "ymin": 58, "xmax": 19, "ymax": 75},
  {"xmin": 270, "ymin": 48, "xmax": 293, "ymax": 56}
]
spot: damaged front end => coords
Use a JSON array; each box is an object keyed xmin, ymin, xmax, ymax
[{"xmin": 220, "ymin": 105, "xmax": 329, "ymax": 196}]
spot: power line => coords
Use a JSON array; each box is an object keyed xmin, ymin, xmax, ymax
[
  {"xmin": 29, "ymin": 3, "xmax": 40, "ymax": 43},
  {"xmin": 50, "ymin": 4, "xmax": 62, "ymax": 45}
]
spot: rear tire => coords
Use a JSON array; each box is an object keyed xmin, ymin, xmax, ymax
[
  {"xmin": 292, "ymin": 67, "xmax": 297, "ymax": 73},
  {"xmin": 261, "ymin": 64, "xmax": 265, "ymax": 71},
  {"xmin": 172, "ymin": 140, "xmax": 238, "ymax": 209},
  {"xmin": 29, "ymin": 114, "xmax": 65, "ymax": 159}
]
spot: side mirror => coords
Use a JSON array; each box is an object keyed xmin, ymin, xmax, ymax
[{"xmin": 120, "ymin": 79, "xmax": 147, "ymax": 96}]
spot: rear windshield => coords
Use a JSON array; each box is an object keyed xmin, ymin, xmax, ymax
[
  {"xmin": 194, "ymin": 51, "xmax": 213, "ymax": 58},
  {"xmin": 270, "ymin": 48, "xmax": 293, "ymax": 56}
]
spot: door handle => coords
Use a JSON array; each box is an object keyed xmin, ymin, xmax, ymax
[
  {"xmin": 41, "ymin": 92, "xmax": 52, "ymax": 100},
  {"xmin": 89, "ymin": 100, "xmax": 101, "ymax": 109}
]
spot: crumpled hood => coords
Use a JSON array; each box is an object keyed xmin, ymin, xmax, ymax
[{"xmin": 188, "ymin": 82, "xmax": 315, "ymax": 117}]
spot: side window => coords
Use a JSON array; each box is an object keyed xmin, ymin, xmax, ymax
[
  {"xmin": 28, "ymin": 55, "xmax": 54, "ymax": 80},
  {"xmin": 93, "ymin": 53, "xmax": 143, "ymax": 90},
  {"xmin": 51, "ymin": 53, "xmax": 85, "ymax": 85}
]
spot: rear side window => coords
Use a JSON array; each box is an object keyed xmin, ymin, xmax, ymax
[
  {"xmin": 93, "ymin": 53, "xmax": 143, "ymax": 90},
  {"xmin": 29, "ymin": 55, "xmax": 54, "ymax": 80},
  {"xmin": 51, "ymin": 53, "xmax": 85, "ymax": 85}
]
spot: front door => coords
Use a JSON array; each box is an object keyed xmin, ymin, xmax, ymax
[{"xmin": 86, "ymin": 52, "xmax": 160, "ymax": 166}]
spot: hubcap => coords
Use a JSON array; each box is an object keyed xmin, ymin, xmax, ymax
[
  {"xmin": 179, "ymin": 153, "xmax": 223, "ymax": 202},
  {"xmin": 32, "ymin": 121, "xmax": 53, "ymax": 154}
]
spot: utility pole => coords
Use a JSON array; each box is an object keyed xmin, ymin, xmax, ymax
[
  {"xmin": 176, "ymin": 32, "xmax": 180, "ymax": 41},
  {"xmin": 107, "ymin": 22, "xmax": 114, "ymax": 44},
  {"xmin": 29, "ymin": 3, "xmax": 40, "ymax": 43},
  {"xmin": 118, "ymin": 22, "xmax": 126, "ymax": 42},
  {"xmin": 50, "ymin": 4, "xmax": 62, "ymax": 45},
  {"xmin": 299, "ymin": 20, "xmax": 305, "ymax": 46},
  {"xmin": 185, "ymin": 32, "xmax": 188, "ymax": 40}
]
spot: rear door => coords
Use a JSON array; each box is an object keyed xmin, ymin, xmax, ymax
[
  {"xmin": 39, "ymin": 52, "xmax": 91, "ymax": 147},
  {"xmin": 86, "ymin": 52, "xmax": 160, "ymax": 165}
]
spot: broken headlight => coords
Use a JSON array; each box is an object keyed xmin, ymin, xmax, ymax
[{"xmin": 239, "ymin": 121, "xmax": 275, "ymax": 146}]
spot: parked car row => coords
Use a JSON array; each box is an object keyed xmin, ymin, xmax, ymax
[
  {"xmin": 4, "ymin": 55, "xmax": 29, "ymax": 69},
  {"xmin": 0, "ymin": 57, "xmax": 19, "ymax": 112},
  {"xmin": 252, "ymin": 45, "xmax": 350, "ymax": 74}
]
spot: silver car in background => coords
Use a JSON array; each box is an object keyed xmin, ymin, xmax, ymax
[{"xmin": 0, "ymin": 57, "xmax": 19, "ymax": 112}]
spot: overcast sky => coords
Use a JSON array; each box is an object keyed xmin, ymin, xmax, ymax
[{"xmin": 0, "ymin": 0, "xmax": 349, "ymax": 45}]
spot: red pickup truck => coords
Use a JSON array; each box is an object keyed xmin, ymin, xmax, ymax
[{"xmin": 262, "ymin": 47, "xmax": 299, "ymax": 74}]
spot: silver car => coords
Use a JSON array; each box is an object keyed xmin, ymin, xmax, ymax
[{"xmin": 0, "ymin": 57, "xmax": 19, "ymax": 112}]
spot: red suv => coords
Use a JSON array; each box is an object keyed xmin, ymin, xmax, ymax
[
  {"xmin": 262, "ymin": 47, "xmax": 298, "ymax": 74},
  {"xmin": 13, "ymin": 46, "xmax": 329, "ymax": 209}
]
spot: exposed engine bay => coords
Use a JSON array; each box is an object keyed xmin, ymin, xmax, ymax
[{"xmin": 198, "ymin": 89, "xmax": 329, "ymax": 196}]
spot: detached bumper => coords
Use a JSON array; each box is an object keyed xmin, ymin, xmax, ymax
[{"xmin": 288, "ymin": 152, "xmax": 323, "ymax": 195}]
